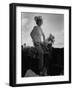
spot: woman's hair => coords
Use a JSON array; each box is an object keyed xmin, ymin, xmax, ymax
[{"xmin": 34, "ymin": 16, "xmax": 43, "ymax": 25}]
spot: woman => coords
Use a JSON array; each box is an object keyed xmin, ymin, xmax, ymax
[{"xmin": 30, "ymin": 16, "xmax": 45, "ymax": 76}]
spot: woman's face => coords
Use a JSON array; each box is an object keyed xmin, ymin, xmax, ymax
[{"xmin": 36, "ymin": 19, "xmax": 43, "ymax": 26}]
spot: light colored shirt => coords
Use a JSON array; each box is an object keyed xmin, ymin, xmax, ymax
[{"xmin": 30, "ymin": 26, "xmax": 43, "ymax": 43}]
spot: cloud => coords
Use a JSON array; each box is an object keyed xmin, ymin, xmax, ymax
[
  {"xmin": 22, "ymin": 18, "xmax": 29, "ymax": 31},
  {"xmin": 53, "ymin": 31, "xmax": 64, "ymax": 48}
]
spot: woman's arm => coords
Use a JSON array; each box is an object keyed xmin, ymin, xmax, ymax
[
  {"xmin": 42, "ymin": 33, "xmax": 45, "ymax": 41},
  {"xmin": 41, "ymin": 30, "xmax": 45, "ymax": 41}
]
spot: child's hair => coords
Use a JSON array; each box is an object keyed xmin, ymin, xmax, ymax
[{"xmin": 34, "ymin": 16, "xmax": 43, "ymax": 25}]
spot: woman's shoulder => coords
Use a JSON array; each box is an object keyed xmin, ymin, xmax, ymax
[
  {"xmin": 30, "ymin": 26, "xmax": 38, "ymax": 36},
  {"xmin": 33, "ymin": 26, "xmax": 38, "ymax": 29}
]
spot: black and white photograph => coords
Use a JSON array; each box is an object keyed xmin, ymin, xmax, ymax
[
  {"xmin": 21, "ymin": 13, "xmax": 64, "ymax": 77},
  {"xmin": 10, "ymin": 3, "xmax": 71, "ymax": 87}
]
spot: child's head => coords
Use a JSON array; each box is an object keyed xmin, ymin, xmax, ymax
[{"xmin": 34, "ymin": 16, "xmax": 43, "ymax": 26}]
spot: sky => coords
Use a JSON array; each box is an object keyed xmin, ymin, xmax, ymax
[{"xmin": 21, "ymin": 12, "xmax": 64, "ymax": 48}]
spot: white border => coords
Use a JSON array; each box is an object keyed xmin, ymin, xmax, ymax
[{"xmin": 16, "ymin": 6, "xmax": 69, "ymax": 84}]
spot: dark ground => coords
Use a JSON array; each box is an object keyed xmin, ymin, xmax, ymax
[{"xmin": 21, "ymin": 46, "xmax": 64, "ymax": 77}]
